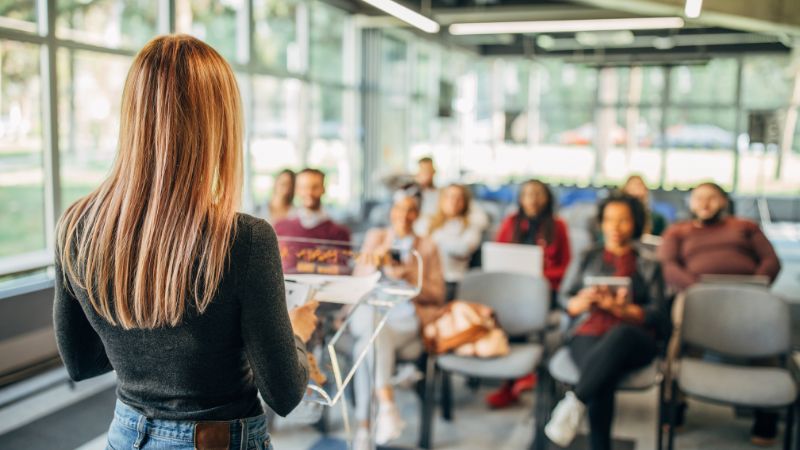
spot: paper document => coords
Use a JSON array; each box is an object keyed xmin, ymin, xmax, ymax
[
  {"xmin": 284, "ymin": 272, "xmax": 381, "ymax": 304},
  {"xmin": 285, "ymin": 281, "xmax": 315, "ymax": 309}
]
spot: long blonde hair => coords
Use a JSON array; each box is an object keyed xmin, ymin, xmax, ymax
[
  {"xmin": 427, "ymin": 184, "xmax": 471, "ymax": 234},
  {"xmin": 57, "ymin": 35, "xmax": 243, "ymax": 329}
]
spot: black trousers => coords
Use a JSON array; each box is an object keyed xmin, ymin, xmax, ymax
[{"xmin": 569, "ymin": 325, "xmax": 657, "ymax": 450}]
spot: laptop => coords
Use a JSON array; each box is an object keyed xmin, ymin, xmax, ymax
[{"xmin": 481, "ymin": 242, "xmax": 543, "ymax": 277}]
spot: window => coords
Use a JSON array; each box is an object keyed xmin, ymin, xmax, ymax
[
  {"xmin": 0, "ymin": 40, "xmax": 44, "ymax": 258},
  {"xmin": 737, "ymin": 55, "xmax": 798, "ymax": 195},
  {"xmin": 663, "ymin": 108, "xmax": 736, "ymax": 190},
  {"xmin": 176, "ymin": 0, "xmax": 246, "ymax": 63},
  {"xmin": 249, "ymin": 75, "xmax": 303, "ymax": 207},
  {"xmin": 381, "ymin": 34, "xmax": 407, "ymax": 94},
  {"xmin": 309, "ymin": 86, "xmax": 357, "ymax": 207},
  {"xmin": 670, "ymin": 59, "xmax": 737, "ymax": 105},
  {"xmin": 57, "ymin": 0, "xmax": 159, "ymax": 49},
  {"xmin": 595, "ymin": 67, "xmax": 664, "ymax": 186},
  {"xmin": 253, "ymin": 0, "xmax": 303, "ymax": 72},
  {"xmin": 58, "ymin": 50, "xmax": 132, "ymax": 207},
  {"xmin": 309, "ymin": 1, "xmax": 346, "ymax": 83},
  {"xmin": 533, "ymin": 61, "xmax": 597, "ymax": 185},
  {"xmin": 0, "ymin": 0, "xmax": 37, "ymax": 32}
]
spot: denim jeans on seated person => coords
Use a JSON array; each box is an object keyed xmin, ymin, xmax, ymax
[{"xmin": 107, "ymin": 400, "xmax": 273, "ymax": 450}]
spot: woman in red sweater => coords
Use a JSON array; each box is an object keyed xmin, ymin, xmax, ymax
[{"xmin": 487, "ymin": 179, "xmax": 571, "ymax": 408}]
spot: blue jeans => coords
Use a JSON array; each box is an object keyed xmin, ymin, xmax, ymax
[{"xmin": 107, "ymin": 400, "xmax": 272, "ymax": 450}]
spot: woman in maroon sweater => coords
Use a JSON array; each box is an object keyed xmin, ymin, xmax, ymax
[
  {"xmin": 659, "ymin": 182, "xmax": 782, "ymax": 445},
  {"xmin": 487, "ymin": 179, "xmax": 571, "ymax": 408}
]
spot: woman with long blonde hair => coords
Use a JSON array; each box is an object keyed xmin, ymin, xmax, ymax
[
  {"xmin": 422, "ymin": 183, "xmax": 486, "ymax": 300},
  {"xmin": 54, "ymin": 35, "xmax": 317, "ymax": 450}
]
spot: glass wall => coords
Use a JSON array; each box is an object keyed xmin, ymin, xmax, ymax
[
  {"xmin": 0, "ymin": 40, "xmax": 44, "ymax": 258},
  {"xmin": 456, "ymin": 55, "xmax": 799, "ymax": 196}
]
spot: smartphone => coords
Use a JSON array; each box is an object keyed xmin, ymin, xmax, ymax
[{"xmin": 389, "ymin": 249, "xmax": 403, "ymax": 263}]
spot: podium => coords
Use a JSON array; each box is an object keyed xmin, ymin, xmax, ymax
[{"xmin": 277, "ymin": 236, "xmax": 423, "ymax": 446}]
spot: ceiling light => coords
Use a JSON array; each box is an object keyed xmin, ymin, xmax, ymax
[
  {"xmin": 361, "ymin": 0, "xmax": 440, "ymax": 33},
  {"xmin": 685, "ymin": 0, "xmax": 703, "ymax": 19},
  {"xmin": 575, "ymin": 30, "xmax": 635, "ymax": 47},
  {"xmin": 536, "ymin": 35, "xmax": 555, "ymax": 49},
  {"xmin": 448, "ymin": 17, "xmax": 684, "ymax": 35},
  {"xmin": 652, "ymin": 36, "xmax": 675, "ymax": 50}
]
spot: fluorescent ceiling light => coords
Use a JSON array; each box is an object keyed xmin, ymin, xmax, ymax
[
  {"xmin": 685, "ymin": 0, "xmax": 703, "ymax": 19},
  {"xmin": 449, "ymin": 17, "xmax": 685, "ymax": 35},
  {"xmin": 361, "ymin": 0, "xmax": 440, "ymax": 33}
]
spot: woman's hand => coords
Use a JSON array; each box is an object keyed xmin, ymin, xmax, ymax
[
  {"xmin": 594, "ymin": 287, "xmax": 644, "ymax": 323},
  {"xmin": 289, "ymin": 301, "xmax": 320, "ymax": 343},
  {"xmin": 356, "ymin": 249, "xmax": 389, "ymax": 268},
  {"xmin": 566, "ymin": 287, "xmax": 598, "ymax": 316}
]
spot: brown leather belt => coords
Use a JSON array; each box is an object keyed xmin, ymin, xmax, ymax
[{"xmin": 194, "ymin": 422, "xmax": 231, "ymax": 450}]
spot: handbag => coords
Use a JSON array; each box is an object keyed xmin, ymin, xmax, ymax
[{"xmin": 423, "ymin": 301, "xmax": 510, "ymax": 358}]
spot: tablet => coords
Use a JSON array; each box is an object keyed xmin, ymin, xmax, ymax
[
  {"xmin": 481, "ymin": 242, "xmax": 543, "ymax": 277},
  {"xmin": 583, "ymin": 276, "xmax": 632, "ymax": 303}
]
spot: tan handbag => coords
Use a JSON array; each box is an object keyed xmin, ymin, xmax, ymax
[{"xmin": 423, "ymin": 301, "xmax": 510, "ymax": 358}]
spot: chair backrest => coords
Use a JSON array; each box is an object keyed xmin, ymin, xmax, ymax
[
  {"xmin": 456, "ymin": 271, "xmax": 550, "ymax": 337},
  {"xmin": 681, "ymin": 284, "xmax": 790, "ymax": 358}
]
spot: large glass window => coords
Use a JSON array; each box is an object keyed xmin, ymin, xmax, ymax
[
  {"xmin": 176, "ymin": 0, "xmax": 246, "ymax": 63},
  {"xmin": 309, "ymin": 85, "xmax": 356, "ymax": 206},
  {"xmin": 737, "ymin": 55, "xmax": 798, "ymax": 195},
  {"xmin": 249, "ymin": 75, "xmax": 303, "ymax": 207},
  {"xmin": 57, "ymin": 0, "xmax": 159, "ymax": 49},
  {"xmin": 670, "ymin": 59, "xmax": 737, "ymax": 105},
  {"xmin": 58, "ymin": 50, "xmax": 132, "ymax": 206},
  {"xmin": 595, "ymin": 66, "xmax": 664, "ymax": 186},
  {"xmin": 0, "ymin": 40, "xmax": 44, "ymax": 258},
  {"xmin": 663, "ymin": 108, "xmax": 736, "ymax": 190},
  {"xmin": 534, "ymin": 61, "xmax": 597, "ymax": 185},
  {"xmin": 309, "ymin": 1, "xmax": 346, "ymax": 83},
  {"xmin": 0, "ymin": 0, "xmax": 37, "ymax": 32},
  {"xmin": 253, "ymin": 0, "xmax": 303, "ymax": 72}
]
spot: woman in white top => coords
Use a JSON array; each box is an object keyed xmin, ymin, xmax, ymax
[{"xmin": 424, "ymin": 184, "xmax": 487, "ymax": 300}]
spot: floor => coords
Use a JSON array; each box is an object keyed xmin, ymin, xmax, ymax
[{"xmin": 0, "ymin": 369, "xmax": 793, "ymax": 450}]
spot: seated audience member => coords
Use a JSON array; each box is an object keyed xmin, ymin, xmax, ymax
[
  {"xmin": 621, "ymin": 174, "xmax": 667, "ymax": 236},
  {"xmin": 545, "ymin": 193, "xmax": 668, "ymax": 450},
  {"xmin": 263, "ymin": 168, "xmax": 295, "ymax": 223},
  {"xmin": 421, "ymin": 183, "xmax": 487, "ymax": 300},
  {"xmin": 415, "ymin": 156, "xmax": 439, "ymax": 219},
  {"xmin": 274, "ymin": 168, "xmax": 351, "ymax": 273},
  {"xmin": 659, "ymin": 181, "xmax": 780, "ymax": 290},
  {"xmin": 351, "ymin": 189, "xmax": 445, "ymax": 448},
  {"xmin": 486, "ymin": 179, "xmax": 571, "ymax": 408},
  {"xmin": 659, "ymin": 181, "xmax": 781, "ymax": 445}
]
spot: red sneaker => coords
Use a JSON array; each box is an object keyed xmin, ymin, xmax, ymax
[
  {"xmin": 511, "ymin": 373, "xmax": 537, "ymax": 397},
  {"xmin": 486, "ymin": 382, "xmax": 518, "ymax": 409}
]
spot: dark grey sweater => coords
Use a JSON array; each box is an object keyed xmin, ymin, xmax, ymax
[{"xmin": 53, "ymin": 213, "xmax": 309, "ymax": 420}]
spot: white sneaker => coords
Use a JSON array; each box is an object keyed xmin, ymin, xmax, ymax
[
  {"xmin": 375, "ymin": 402, "xmax": 406, "ymax": 445},
  {"xmin": 352, "ymin": 426, "xmax": 370, "ymax": 450},
  {"xmin": 544, "ymin": 391, "xmax": 586, "ymax": 447},
  {"xmin": 391, "ymin": 363, "xmax": 424, "ymax": 388}
]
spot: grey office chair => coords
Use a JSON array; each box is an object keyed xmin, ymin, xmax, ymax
[
  {"xmin": 420, "ymin": 270, "xmax": 551, "ymax": 449},
  {"xmin": 665, "ymin": 284, "xmax": 798, "ymax": 450}
]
